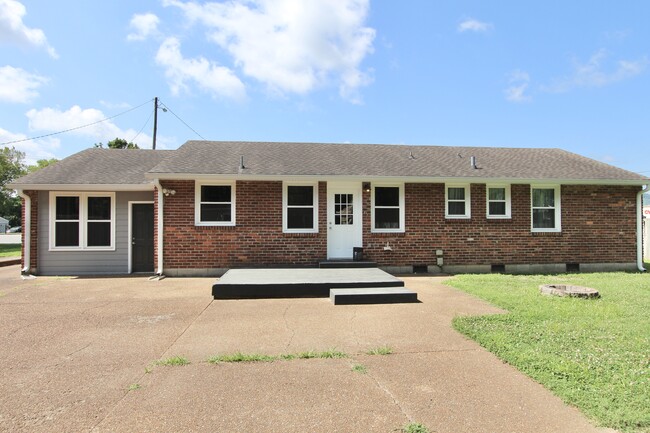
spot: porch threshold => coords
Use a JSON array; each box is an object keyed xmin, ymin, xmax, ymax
[{"xmin": 212, "ymin": 268, "xmax": 404, "ymax": 299}]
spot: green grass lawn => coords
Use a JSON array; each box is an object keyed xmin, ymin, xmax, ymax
[
  {"xmin": 0, "ymin": 244, "xmax": 21, "ymax": 258},
  {"xmin": 447, "ymin": 272, "xmax": 650, "ymax": 432}
]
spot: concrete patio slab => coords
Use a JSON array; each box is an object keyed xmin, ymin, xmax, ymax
[{"xmin": 0, "ymin": 265, "xmax": 614, "ymax": 433}]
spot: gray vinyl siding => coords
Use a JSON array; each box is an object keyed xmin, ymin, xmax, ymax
[{"xmin": 37, "ymin": 190, "xmax": 154, "ymax": 275}]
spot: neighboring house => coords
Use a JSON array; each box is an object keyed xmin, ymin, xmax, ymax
[
  {"xmin": 0, "ymin": 216, "xmax": 8, "ymax": 234},
  {"xmin": 8, "ymin": 141, "xmax": 650, "ymax": 276}
]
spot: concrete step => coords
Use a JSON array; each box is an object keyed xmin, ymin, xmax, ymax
[
  {"xmin": 319, "ymin": 260, "xmax": 377, "ymax": 269},
  {"xmin": 330, "ymin": 287, "xmax": 418, "ymax": 305}
]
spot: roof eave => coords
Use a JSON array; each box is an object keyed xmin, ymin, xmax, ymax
[
  {"xmin": 8, "ymin": 183, "xmax": 156, "ymax": 191},
  {"xmin": 144, "ymin": 172, "xmax": 649, "ymax": 186}
]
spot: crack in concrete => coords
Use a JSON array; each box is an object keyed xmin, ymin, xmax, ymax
[
  {"xmin": 282, "ymin": 304, "xmax": 296, "ymax": 351},
  {"xmin": 350, "ymin": 355, "xmax": 415, "ymax": 425},
  {"xmin": 349, "ymin": 308, "xmax": 360, "ymax": 347},
  {"xmin": 65, "ymin": 342, "xmax": 92, "ymax": 358},
  {"xmin": 88, "ymin": 298, "xmax": 214, "ymax": 433}
]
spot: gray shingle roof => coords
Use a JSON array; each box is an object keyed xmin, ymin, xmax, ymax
[
  {"xmin": 148, "ymin": 141, "xmax": 648, "ymax": 182},
  {"xmin": 11, "ymin": 148, "xmax": 172, "ymax": 186},
  {"xmin": 9, "ymin": 141, "xmax": 648, "ymax": 187}
]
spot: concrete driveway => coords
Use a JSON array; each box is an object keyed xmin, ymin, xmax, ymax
[{"xmin": 0, "ymin": 266, "xmax": 613, "ymax": 433}]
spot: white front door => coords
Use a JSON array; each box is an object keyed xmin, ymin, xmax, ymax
[{"xmin": 327, "ymin": 183, "xmax": 362, "ymax": 259}]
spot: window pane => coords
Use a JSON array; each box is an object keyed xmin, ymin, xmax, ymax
[
  {"xmin": 489, "ymin": 202, "xmax": 506, "ymax": 215},
  {"xmin": 288, "ymin": 207, "xmax": 314, "ymax": 229},
  {"xmin": 532, "ymin": 189, "xmax": 554, "ymax": 207},
  {"xmin": 448, "ymin": 201, "xmax": 466, "ymax": 216},
  {"xmin": 448, "ymin": 187, "xmax": 465, "ymax": 200},
  {"xmin": 288, "ymin": 186, "xmax": 313, "ymax": 206},
  {"xmin": 56, "ymin": 196, "xmax": 79, "ymax": 220},
  {"xmin": 201, "ymin": 204, "xmax": 231, "ymax": 222},
  {"xmin": 88, "ymin": 196, "xmax": 111, "ymax": 220},
  {"xmin": 55, "ymin": 221, "xmax": 79, "ymax": 246},
  {"xmin": 533, "ymin": 209, "xmax": 555, "ymax": 228},
  {"xmin": 201, "ymin": 185, "xmax": 231, "ymax": 202},
  {"xmin": 375, "ymin": 208, "xmax": 399, "ymax": 229},
  {"xmin": 375, "ymin": 187, "xmax": 399, "ymax": 206},
  {"xmin": 488, "ymin": 188, "xmax": 505, "ymax": 201},
  {"xmin": 87, "ymin": 221, "xmax": 110, "ymax": 246}
]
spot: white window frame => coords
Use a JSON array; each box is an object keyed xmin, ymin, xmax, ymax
[
  {"xmin": 283, "ymin": 182, "xmax": 319, "ymax": 233},
  {"xmin": 445, "ymin": 184, "xmax": 471, "ymax": 219},
  {"xmin": 49, "ymin": 191, "xmax": 116, "ymax": 251},
  {"xmin": 486, "ymin": 184, "xmax": 511, "ymax": 219},
  {"xmin": 531, "ymin": 185, "xmax": 561, "ymax": 233},
  {"xmin": 371, "ymin": 183, "xmax": 405, "ymax": 233},
  {"xmin": 195, "ymin": 181, "xmax": 236, "ymax": 226}
]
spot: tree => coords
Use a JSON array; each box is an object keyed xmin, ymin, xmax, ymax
[
  {"xmin": 0, "ymin": 146, "xmax": 27, "ymax": 227},
  {"xmin": 27, "ymin": 158, "xmax": 58, "ymax": 173},
  {"xmin": 94, "ymin": 138, "xmax": 139, "ymax": 149}
]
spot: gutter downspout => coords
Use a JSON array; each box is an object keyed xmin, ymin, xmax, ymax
[
  {"xmin": 153, "ymin": 180, "xmax": 164, "ymax": 276},
  {"xmin": 16, "ymin": 190, "xmax": 31, "ymax": 275},
  {"xmin": 637, "ymin": 185, "xmax": 649, "ymax": 272}
]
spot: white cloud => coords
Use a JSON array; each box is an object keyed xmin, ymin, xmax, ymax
[
  {"xmin": 155, "ymin": 37, "xmax": 246, "ymax": 101},
  {"xmin": 163, "ymin": 0, "xmax": 375, "ymax": 103},
  {"xmin": 127, "ymin": 12, "xmax": 160, "ymax": 41},
  {"xmin": 0, "ymin": 65, "xmax": 48, "ymax": 103},
  {"xmin": 25, "ymin": 105, "xmax": 154, "ymax": 149},
  {"xmin": 505, "ymin": 70, "xmax": 531, "ymax": 103},
  {"xmin": 0, "ymin": 0, "xmax": 58, "ymax": 58},
  {"xmin": 544, "ymin": 49, "xmax": 648, "ymax": 93},
  {"xmin": 0, "ymin": 126, "xmax": 60, "ymax": 163},
  {"xmin": 458, "ymin": 18, "xmax": 493, "ymax": 33}
]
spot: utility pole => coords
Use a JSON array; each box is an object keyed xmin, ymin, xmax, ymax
[{"xmin": 152, "ymin": 96, "xmax": 158, "ymax": 150}]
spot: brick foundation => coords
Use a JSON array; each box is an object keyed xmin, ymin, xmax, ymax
[{"xmin": 158, "ymin": 181, "xmax": 639, "ymax": 271}]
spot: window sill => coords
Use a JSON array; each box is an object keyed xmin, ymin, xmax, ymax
[
  {"xmin": 531, "ymin": 230, "xmax": 562, "ymax": 236},
  {"xmin": 195, "ymin": 222, "xmax": 236, "ymax": 227},
  {"xmin": 486, "ymin": 216, "xmax": 511, "ymax": 220},
  {"xmin": 49, "ymin": 247, "xmax": 116, "ymax": 252}
]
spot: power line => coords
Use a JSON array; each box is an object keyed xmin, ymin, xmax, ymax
[
  {"xmin": 158, "ymin": 100, "xmax": 206, "ymax": 140},
  {"xmin": 129, "ymin": 104, "xmax": 155, "ymax": 144},
  {"xmin": 0, "ymin": 98, "xmax": 153, "ymax": 146}
]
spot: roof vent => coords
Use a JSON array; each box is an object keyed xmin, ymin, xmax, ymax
[
  {"xmin": 470, "ymin": 156, "xmax": 477, "ymax": 169},
  {"xmin": 239, "ymin": 155, "xmax": 246, "ymax": 170},
  {"xmin": 408, "ymin": 151, "xmax": 416, "ymax": 160}
]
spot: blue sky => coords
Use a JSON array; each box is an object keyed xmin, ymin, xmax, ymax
[{"xmin": 1, "ymin": 0, "xmax": 649, "ymax": 176}]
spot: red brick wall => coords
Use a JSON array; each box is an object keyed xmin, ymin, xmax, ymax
[
  {"xmin": 161, "ymin": 180, "xmax": 327, "ymax": 268},
  {"xmin": 21, "ymin": 190, "xmax": 38, "ymax": 271},
  {"xmin": 159, "ymin": 180, "xmax": 638, "ymax": 269},
  {"xmin": 363, "ymin": 183, "xmax": 638, "ymax": 266}
]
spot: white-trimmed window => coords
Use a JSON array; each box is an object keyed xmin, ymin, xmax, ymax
[
  {"xmin": 486, "ymin": 185, "xmax": 511, "ymax": 219},
  {"xmin": 49, "ymin": 192, "xmax": 115, "ymax": 250},
  {"xmin": 372, "ymin": 184, "xmax": 405, "ymax": 233},
  {"xmin": 283, "ymin": 182, "xmax": 318, "ymax": 233},
  {"xmin": 531, "ymin": 186, "xmax": 561, "ymax": 232},
  {"xmin": 446, "ymin": 184, "xmax": 471, "ymax": 219},
  {"xmin": 195, "ymin": 182, "xmax": 236, "ymax": 226}
]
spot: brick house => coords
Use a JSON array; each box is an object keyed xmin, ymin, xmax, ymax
[{"xmin": 9, "ymin": 141, "xmax": 649, "ymax": 276}]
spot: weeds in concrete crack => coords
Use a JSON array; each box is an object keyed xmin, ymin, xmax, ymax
[
  {"xmin": 367, "ymin": 345, "xmax": 393, "ymax": 355},
  {"xmin": 153, "ymin": 355, "xmax": 190, "ymax": 366},
  {"xmin": 401, "ymin": 422, "xmax": 430, "ymax": 433}
]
